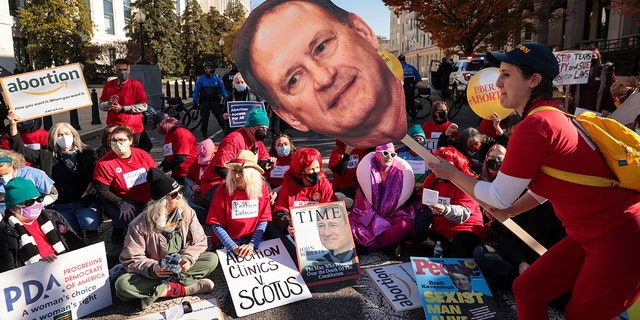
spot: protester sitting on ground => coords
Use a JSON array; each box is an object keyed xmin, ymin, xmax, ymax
[
  {"xmin": 421, "ymin": 101, "xmax": 457, "ymax": 149},
  {"xmin": 0, "ymin": 117, "xmax": 48, "ymax": 151},
  {"xmin": 206, "ymin": 150, "xmax": 272, "ymax": 258},
  {"xmin": 95, "ymin": 124, "xmax": 118, "ymax": 159},
  {"xmin": 478, "ymin": 112, "xmax": 521, "ymax": 143},
  {"xmin": 185, "ymin": 139, "xmax": 216, "ymax": 225},
  {"xmin": 270, "ymin": 148, "xmax": 336, "ymax": 238},
  {"xmin": 0, "ymin": 177, "xmax": 84, "ymax": 272},
  {"xmin": 266, "ymin": 133, "xmax": 296, "ymax": 193},
  {"xmin": 328, "ymin": 139, "xmax": 368, "ymax": 208},
  {"xmin": 350, "ymin": 143, "xmax": 415, "ymax": 257},
  {"xmin": 220, "ymin": 73, "xmax": 263, "ymax": 136},
  {"xmin": 198, "ymin": 108, "xmax": 276, "ymax": 202},
  {"xmin": 397, "ymin": 124, "xmax": 431, "ymax": 196},
  {"xmin": 115, "ymin": 168, "xmax": 218, "ymax": 311},
  {"xmin": 155, "ymin": 114, "xmax": 198, "ymax": 185},
  {"xmin": 6, "ymin": 115, "xmax": 101, "ymax": 241},
  {"xmin": 93, "ymin": 126, "xmax": 156, "ymax": 243},
  {"xmin": 413, "ymin": 147, "xmax": 486, "ymax": 258},
  {"xmin": 438, "ymin": 126, "xmax": 500, "ymax": 174},
  {"xmin": 0, "ymin": 149, "xmax": 58, "ymax": 215},
  {"xmin": 426, "ymin": 42, "xmax": 640, "ymax": 319}
]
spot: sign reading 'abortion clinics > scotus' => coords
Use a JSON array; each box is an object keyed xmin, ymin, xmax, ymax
[
  {"xmin": 0, "ymin": 242, "xmax": 112, "ymax": 320},
  {"xmin": 0, "ymin": 63, "xmax": 92, "ymax": 121}
]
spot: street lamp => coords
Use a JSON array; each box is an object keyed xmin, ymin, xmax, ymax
[
  {"xmin": 136, "ymin": 10, "xmax": 150, "ymax": 65},
  {"xmin": 219, "ymin": 38, "xmax": 225, "ymax": 68}
]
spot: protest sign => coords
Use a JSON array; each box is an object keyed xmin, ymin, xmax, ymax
[
  {"xmin": 290, "ymin": 201, "xmax": 361, "ymax": 286},
  {"xmin": 0, "ymin": 63, "xmax": 92, "ymax": 121},
  {"xmin": 410, "ymin": 257, "xmax": 499, "ymax": 320},
  {"xmin": 364, "ymin": 262, "xmax": 422, "ymax": 312},
  {"xmin": 0, "ymin": 242, "xmax": 111, "ymax": 320},
  {"xmin": 217, "ymin": 238, "xmax": 311, "ymax": 317},
  {"xmin": 127, "ymin": 298, "xmax": 224, "ymax": 320},
  {"xmin": 610, "ymin": 89, "xmax": 640, "ymax": 127},
  {"xmin": 467, "ymin": 68, "xmax": 512, "ymax": 120},
  {"xmin": 553, "ymin": 50, "xmax": 592, "ymax": 86},
  {"xmin": 227, "ymin": 101, "xmax": 265, "ymax": 128}
]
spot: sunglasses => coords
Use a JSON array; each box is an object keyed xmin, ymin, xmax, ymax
[
  {"xmin": 167, "ymin": 187, "xmax": 183, "ymax": 199},
  {"xmin": 381, "ymin": 150, "xmax": 397, "ymax": 158},
  {"xmin": 19, "ymin": 196, "xmax": 44, "ymax": 207}
]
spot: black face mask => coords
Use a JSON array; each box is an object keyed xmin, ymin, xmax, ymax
[
  {"xmin": 305, "ymin": 172, "xmax": 319, "ymax": 186},
  {"xmin": 591, "ymin": 58, "xmax": 598, "ymax": 67},
  {"xmin": 254, "ymin": 128, "xmax": 267, "ymax": 141},
  {"xmin": 434, "ymin": 111, "xmax": 447, "ymax": 124},
  {"xmin": 486, "ymin": 158, "xmax": 502, "ymax": 171}
]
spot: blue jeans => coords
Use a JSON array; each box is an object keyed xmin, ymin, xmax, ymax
[
  {"xmin": 102, "ymin": 199, "xmax": 146, "ymax": 229},
  {"xmin": 50, "ymin": 202, "xmax": 102, "ymax": 235}
]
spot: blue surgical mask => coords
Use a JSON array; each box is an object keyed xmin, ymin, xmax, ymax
[
  {"xmin": 234, "ymin": 84, "xmax": 247, "ymax": 92},
  {"xmin": 636, "ymin": 129, "xmax": 640, "ymax": 136},
  {"xmin": 277, "ymin": 146, "xmax": 291, "ymax": 157}
]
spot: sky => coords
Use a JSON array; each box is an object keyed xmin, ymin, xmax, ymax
[{"xmin": 249, "ymin": 0, "xmax": 391, "ymax": 38}]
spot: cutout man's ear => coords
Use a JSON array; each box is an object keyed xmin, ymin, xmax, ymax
[
  {"xmin": 349, "ymin": 13, "xmax": 379, "ymax": 51},
  {"xmin": 271, "ymin": 108, "xmax": 310, "ymax": 132}
]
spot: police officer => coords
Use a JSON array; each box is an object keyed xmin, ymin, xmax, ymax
[{"xmin": 193, "ymin": 61, "xmax": 228, "ymax": 138}]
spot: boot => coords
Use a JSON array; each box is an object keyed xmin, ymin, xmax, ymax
[{"xmin": 185, "ymin": 279, "xmax": 215, "ymax": 295}]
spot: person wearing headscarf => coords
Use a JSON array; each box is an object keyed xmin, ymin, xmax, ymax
[{"xmin": 155, "ymin": 114, "xmax": 198, "ymax": 185}]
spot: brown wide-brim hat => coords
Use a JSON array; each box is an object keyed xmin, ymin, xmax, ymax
[{"xmin": 225, "ymin": 150, "xmax": 264, "ymax": 174}]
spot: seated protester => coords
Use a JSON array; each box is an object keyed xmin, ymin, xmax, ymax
[
  {"xmin": 478, "ymin": 112, "xmax": 520, "ymax": 143},
  {"xmin": 438, "ymin": 126, "xmax": 499, "ymax": 174},
  {"xmin": 115, "ymin": 168, "xmax": 218, "ymax": 311},
  {"xmin": 0, "ymin": 177, "xmax": 84, "ymax": 272},
  {"xmin": 95, "ymin": 124, "xmax": 118, "ymax": 160},
  {"xmin": 328, "ymin": 139, "xmax": 367, "ymax": 205},
  {"xmin": 93, "ymin": 126, "xmax": 156, "ymax": 243},
  {"xmin": 397, "ymin": 124, "xmax": 431, "ymax": 197},
  {"xmin": 155, "ymin": 115, "xmax": 198, "ymax": 185},
  {"xmin": 206, "ymin": 150, "xmax": 272, "ymax": 258},
  {"xmin": 198, "ymin": 108, "xmax": 276, "ymax": 202},
  {"xmin": 0, "ymin": 149, "xmax": 58, "ymax": 215},
  {"xmin": 219, "ymin": 73, "xmax": 263, "ymax": 136},
  {"xmin": 185, "ymin": 139, "xmax": 216, "ymax": 225},
  {"xmin": 350, "ymin": 143, "xmax": 415, "ymax": 256},
  {"xmin": 7, "ymin": 117, "xmax": 101, "ymax": 241},
  {"xmin": 271, "ymin": 148, "xmax": 336, "ymax": 237},
  {"xmin": 266, "ymin": 133, "xmax": 296, "ymax": 192},
  {"xmin": 421, "ymin": 100, "xmax": 457, "ymax": 150},
  {"xmin": 413, "ymin": 147, "xmax": 487, "ymax": 258},
  {"xmin": 0, "ymin": 117, "xmax": 48, "ymax": 151}
]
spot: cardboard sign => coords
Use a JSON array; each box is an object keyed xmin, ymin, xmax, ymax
[
  {"xmin": 0, "ymin": 63, "xmax": 92, "ymax": 121},
  {"xmin": 127, "ymin": 298, "xmax": 224, "ymax": 320},
  {"xmin": 610, "ymin": 90, "xmax": 640, "ymax": 127},
  {"xmin": 227, "ymin": 101, "xmax": 265, "ymax": 128},
  {"xmin": 553, "ymin": 51, "xmax": 592, "ymax": 86},
  {"xmin": 290, "ymin": 201, "xmax": 361, "ymax": 286},
  {"xmin": 364, "ymin": 263, "xmax": 423, "ymax": 312},
  {"xmin": 410, "ymin": 257, "xmax": 499, "ymax": 320},
  {"xmin": 0, "ymin": 242, "xmax": 112, "ymax": 320},
  {"xmin": 216, "ymin": 238, "xmax": 312, "ymax": 317}
]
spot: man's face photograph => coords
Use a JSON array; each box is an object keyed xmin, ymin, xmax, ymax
[
  {"xmin": 317, "ymin": 214, "xmax": 351, "ymax": 255},
  {"xmin": 450, "ymin": 272, "xmax": 472, "ymax": 292},
  {"xmin": 249, "ymin": 1, "xmax": 406, "ymax": 148}
]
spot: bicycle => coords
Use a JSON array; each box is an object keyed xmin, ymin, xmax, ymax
[
  {"xmin": 142, "ymin": 96, "xmax": 201, "ymax": 132},
  {"xmin": 413, "ymin": 86, "xmax": 433, "ymax": 120},
  {"xmin": 448, "ymin": 76, "xmax": 468, "ymax": 120}
]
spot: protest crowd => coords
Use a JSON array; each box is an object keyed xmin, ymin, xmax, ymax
[{"xmin": 1, "ymin": 1, "xmax": 640, "ymax": 319}]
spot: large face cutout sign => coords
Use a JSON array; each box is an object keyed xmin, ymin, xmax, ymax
[{"xmin": 233, "ymin": 0, "xmax": 407, "ymax": 148}]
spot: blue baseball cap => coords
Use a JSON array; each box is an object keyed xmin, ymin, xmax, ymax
[{"xmin": 486, "ymin": 43, "xmax": 559, "ymax": 80}]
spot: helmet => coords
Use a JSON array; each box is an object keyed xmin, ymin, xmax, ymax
[{"xmin": 203, "ymin": 61, "xmax": 214, "ymax": 68}]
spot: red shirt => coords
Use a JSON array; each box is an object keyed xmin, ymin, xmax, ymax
[
  {"xmin": 93, "ymin": 148, "xmax": 156, "ymax": 204},
  {"xmin": 206, "ymin": 182, "xmax": 272, "ymax": 244},
  {"xmin": 163, "ymin": 127, "xmax": 198, "ymax": 178},
  {"xmin": 99, "ymin": 78, "xmax": 148, "ymax": 133},
  {"xmin": 421, "ymin": 120, "xmax": 457, "ymax": 150},
  {"xmin": 502, "ymin": 99, "xmax": 640, "ymax": 242},
  {"xmin": 423, "ymin": 174, "xmax": 487, "ymax": 241},
  {"xmin": 328, "ymin": 146, "xmax": 367, "ymax": 190},
  {"xmin": 273, "ymin": 176, "xmax": 336, "ymax": 213},
  {"xmin": 186, "ymin": 162, "xmax": 207, "ymax": 184}
]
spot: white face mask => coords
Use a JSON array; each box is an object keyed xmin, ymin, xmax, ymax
[
  {"xmin": 56, "ymin": 134, "xmax": 74, "ymax": 149},
  {"xmin": 1, "ymin": 173, "xmax": 13, "ymax": 185}
]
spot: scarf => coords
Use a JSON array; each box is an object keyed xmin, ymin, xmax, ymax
[
  {"xmin": 58, "ymin": 148, "xmax": 79, "ymax": 173},
  {"xmin": 369, "ymin": 156, "xmax": 404, "ymax": 219},
  {"xmin": 7, "ymin": 213, "xmax": 66, "ymax": 265}
]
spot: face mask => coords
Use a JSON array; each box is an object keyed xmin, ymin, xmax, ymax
[
  {"xmin": 116, "ymin": 70, "xmax": 129, "ymax": 82},
  {"xmin": 434, "ymin": 111, "xmax": 448, "ymax": 124},
  {"xmin": 1, "ymin": 173, "xmax": 13, "ymax": 185},
  {"xmin": 277, "ymin": 145, "xmax": 291, "ymax": 157},
  {"xmin": 234, "ymin": 84, "xmax": 247, "ymax": 92},
  {"xmin": 254, "ymin": 128, "xmax": 267, "ymax": 141},
  {"xmin": 590, "ymin": 58, "xmax": 598, "ymax": 67},
  {"xmin": 305, "ymin": 172, "xmax": 319, "ymax": 186},
  {"xmin": 20, "ymin": 202, "xmax": 43, "ymax": 220},
  {"xmin": 56, "ymin": 134, "xmax": 74, "ymax": 149},
  {"xmin": 635, "ymin": 129, "xmax": 640, "ymax": 135},
  {"xmin": 468, "ymin": 142, "xmax": 482, "ymax": 152},
  {"xmin": 486, "ymin": 158, "xmax": 502, "ymax": 171},
  {"xmin": 111, "ymin": 140, "xmax": 131, "ymax": 154}
]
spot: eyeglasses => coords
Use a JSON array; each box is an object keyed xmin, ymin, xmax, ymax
[
  {"xmin": 19, "ymin": 197, "xmax": 44, "ymax": 207},
  {"xmin": 382, "ymin": 150, "xmax": 397, "ymax": 158},
  {"xmin": 167, "ymin": 187, "xmax": 183, "ymax": 199}
]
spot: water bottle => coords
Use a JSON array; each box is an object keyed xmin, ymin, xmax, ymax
[{"xmin": 433, "ymin": 241, "xmax": 443, "ymax": 258}]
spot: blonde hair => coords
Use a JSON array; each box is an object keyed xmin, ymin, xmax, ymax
[
  {"xmin": 48, "ymin": 122, "xmax": 87, "ymax": 153},
  {"xmin": 144, "ymin": 195, "xmax": 192, "ymax": 233},
  {"xmin": 226, "ymin": 167, "xmax": 264, "ymax": 199},
  {"xmin": 0, "ymin": 149, "xmax": 26, "ymax": 169}
]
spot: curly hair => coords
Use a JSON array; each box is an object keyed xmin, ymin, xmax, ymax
[
  {"xmin": 286, "ymin": 147, "xmax": 325, "ymax": 181},
  {"xmin": 433, "ymin": 146, "xmax": 475, "ymax": 177}
]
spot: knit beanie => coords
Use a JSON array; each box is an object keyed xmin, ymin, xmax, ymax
[
  {"xmin": 5, "ymin": 177, "xmax": 41, "ymax": 208},
  {"xmin": 146, "ymin": 168, "xmax": 180, "ymax": 200},
  {"xmin": 244, "ymin": 108, "xmax": 270, "ymax": 127},
  {"xmin": 407, "ymin": 124, "xmax": 426, "ymax": 140}
]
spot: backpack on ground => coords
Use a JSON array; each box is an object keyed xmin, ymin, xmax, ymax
[{"xmin": 530, "ymin": 106, "xmax": 640, "ymax": 192}]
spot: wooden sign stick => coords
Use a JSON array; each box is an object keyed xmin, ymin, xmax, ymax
[{"xmin": 401, "ymin": 134, "xmax": 547, "ymax": 256}]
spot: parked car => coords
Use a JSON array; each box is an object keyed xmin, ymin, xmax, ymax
[{"xmin": 449, "ymin": 56, "xmax": 487, "ymax": 98}]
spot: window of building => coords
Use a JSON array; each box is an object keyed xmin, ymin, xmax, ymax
[
  {"xmin": 104, "ymin": 0, "xmax": 115, "ymax": 35},
  {"xmin": 9, "ymin": 0, "xmax": 25, "ymax": 16}
]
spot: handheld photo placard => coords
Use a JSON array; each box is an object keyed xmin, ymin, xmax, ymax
[{"xmin": 466, "ymin": 68, "xmax": 512, "ymax": 120}]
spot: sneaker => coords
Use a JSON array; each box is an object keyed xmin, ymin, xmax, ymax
[{"xmin": 185, "ymin": 278, "xmax": 215, "ymax": 295}]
